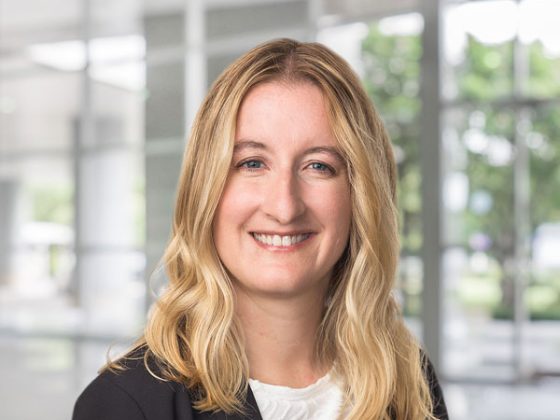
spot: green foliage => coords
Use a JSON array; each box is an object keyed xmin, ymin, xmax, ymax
[
  {"xmin": 529, "ymin": 106, "xmax": 560, "ymax": 227},
  {"xmin": 362, "ymin": 25, "xmax": 422, "ymax": 254},
  {"xmin": 457, "ymin": 37, "xmax": 514, "ymax": 100},
  {"xmin": 527, "ymin": 42, "xmax": 560, "ymax": 98},
  {"xmin": 361, "ymin": 22, "xmax": 560, "ymax": 320}
]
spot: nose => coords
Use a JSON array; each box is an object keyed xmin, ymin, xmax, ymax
[{"xmin": 261, "ymin": 171, "xmax": 306, "ymax": 224}]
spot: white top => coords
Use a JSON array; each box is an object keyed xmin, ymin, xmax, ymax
[{"xmin": 248, "ymin": 372, "xmax": 347, "ymax": 420}]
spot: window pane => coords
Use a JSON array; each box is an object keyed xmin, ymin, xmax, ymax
[
  {"xmin": 443, "ymin": 1, "xmax": 516, "ymax": 101},
  {"xmin": 527, "ymin": 105, "xmax": 560, "ymax": 373},
  {"xmin": 519, "ymin": 0, "xmax": 560, "ymax": 98},
  {"xmin": 442, "ymin": 107, "xmax": 517, "ymax": 379},
  {"xmin": 361, "ymin": 15, "xmax": 424, "ymax": 321},
  {"xmin": 0, "ymin": 156, "xmax": 75, "ymax": 332}
]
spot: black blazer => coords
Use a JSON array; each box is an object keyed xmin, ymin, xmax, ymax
[{"xmin": 73, "ymin": 348, "xmax": 448, "ymax": 420}]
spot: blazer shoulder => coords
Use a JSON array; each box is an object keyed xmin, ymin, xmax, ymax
[
  {"xmin": 73, "ymin": 370, "xmax": 147, "ymax": 420},
  {"xmin": 73, "ymin": 347, "xmax": 194, "ymax": 420}
]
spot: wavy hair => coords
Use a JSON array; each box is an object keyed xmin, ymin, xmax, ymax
[{"xmin": 122, "ymin": 39, "xmax": 437, "ymax": 419}]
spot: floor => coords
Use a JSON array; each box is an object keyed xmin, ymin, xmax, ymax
[{"xmin": 0, "ymin": 335, "xmax": 558, "ymax": 420}]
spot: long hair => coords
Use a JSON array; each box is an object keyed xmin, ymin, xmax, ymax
[{"xmin": 127, "ymin": 39, "xmax": 436, "ymax": 419}]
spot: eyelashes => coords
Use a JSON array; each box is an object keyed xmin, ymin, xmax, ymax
[
  {"xmin": 237, "ymin": 159, "xmax": 264, "ymax": 171},
  {"xmin": 308, "ymin": 162, "xmax": 335, "ymax": 174},
  {"xmin": 235, "ymin": 158, "xmax": 337, "ymax": 176}
]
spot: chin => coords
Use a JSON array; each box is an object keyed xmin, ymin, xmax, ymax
[{"xmin": 234, "ymin": 273, "xmax": 325, "ymax": 299}]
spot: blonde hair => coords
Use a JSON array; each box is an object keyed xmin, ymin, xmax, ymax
[{"xmin": 122, "ymin": 39, "xmax": 437, "ymax": 419}]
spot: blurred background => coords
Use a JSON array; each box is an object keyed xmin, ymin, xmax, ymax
[{"xmin": 1, "ymin": 0, "xmax": 559, "ymax": 418}]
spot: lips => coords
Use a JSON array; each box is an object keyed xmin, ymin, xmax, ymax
[{"xmin": 251, "ymin": 233, "xmax": 311, "ymax": 247}]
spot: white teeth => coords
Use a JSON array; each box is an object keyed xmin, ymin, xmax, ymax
[{"xmin": 253, "ymin": 233, "xmax": 309, "ymax": 246}]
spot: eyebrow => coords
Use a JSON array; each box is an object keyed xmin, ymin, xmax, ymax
[
  {"xmin": 304, "ymin": 146, "xmax": 345, "ymax": 163},
  {"xmin": 233, "ymin": 140, "xmax": 268, "ymax": 152},
  {"xmin": 233, "ymin": 140, "xmax": 344, "ymax": 162}
]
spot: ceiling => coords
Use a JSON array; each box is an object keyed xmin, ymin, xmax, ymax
[{"xmin": 0, "ymin": 0, "xmax": 418, "ymax": 48}]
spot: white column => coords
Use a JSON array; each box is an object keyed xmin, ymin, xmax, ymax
[{"xmin": 420, "ymin": 0, "xmax": 444, "ymax": 373}]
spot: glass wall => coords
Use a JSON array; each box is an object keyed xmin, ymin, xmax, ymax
[
  {"xmin": 441, "ymin": 0, "xmax": 560, "ymax": 381},
  {"xmin": 0, "ymin": 1, "xmax": 146, "ymax": 417},
  {"xmin": 0, "ymin": 0, "xmax": 145, "ymax": 338},
  {"xmin": 1, "ymin": 1, "xmax": 559, "ymax": 419},
  {"xmin": 321, "ymin": 3, "xmax": 559, "ymax": 417}
]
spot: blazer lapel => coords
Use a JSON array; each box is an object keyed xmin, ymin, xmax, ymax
[{"xmin": 242, "ymin": 387, "xmax": 264, "ymax": 420}]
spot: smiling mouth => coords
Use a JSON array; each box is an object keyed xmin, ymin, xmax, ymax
[{"xmin": 251, "ymin": 233, "xmax": 312, "ymax": 247}]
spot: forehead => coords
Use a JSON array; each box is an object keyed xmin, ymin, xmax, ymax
[{"xmin": 235, "ymin": 81, "xmax": 336, "ymax": 148}]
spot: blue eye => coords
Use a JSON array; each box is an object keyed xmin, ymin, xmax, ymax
[
  {"xmin": 311, "ymin": 162, "xmax": 327, "ymax": 170},
  {"xmin": 239, "ymin": 160, "xmax": 264, "ymax": 170},
  {"xmin": 309, "ymin": 162, "xmax": 334, "ymax": 174}
]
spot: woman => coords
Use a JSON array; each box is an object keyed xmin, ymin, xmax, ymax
[{"xmin": 73, "ymin": 38, "xmax": 448, "ymax": 420}]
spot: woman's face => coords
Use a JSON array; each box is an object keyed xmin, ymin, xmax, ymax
[{"xmin": 213, "ymin": 81, "xmax": 351, "ymax": 299}]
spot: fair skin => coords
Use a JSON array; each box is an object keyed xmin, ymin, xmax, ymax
[{"xmin": 213, "ymin": 81, "xmax": 351, "ymax": 388}]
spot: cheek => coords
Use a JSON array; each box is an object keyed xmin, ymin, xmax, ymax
[
  {"xmin": 311, "ymin": 183, "xmax": 352, "ymax": 238},
  {"xmin": 214, "ymin": 180, "xmax": 258, "ymax": 235}
]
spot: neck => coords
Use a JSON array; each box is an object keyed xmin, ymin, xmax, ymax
[{"xmin": 235, "ymin": 286, "xmax": 329, "ymax": 388}]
